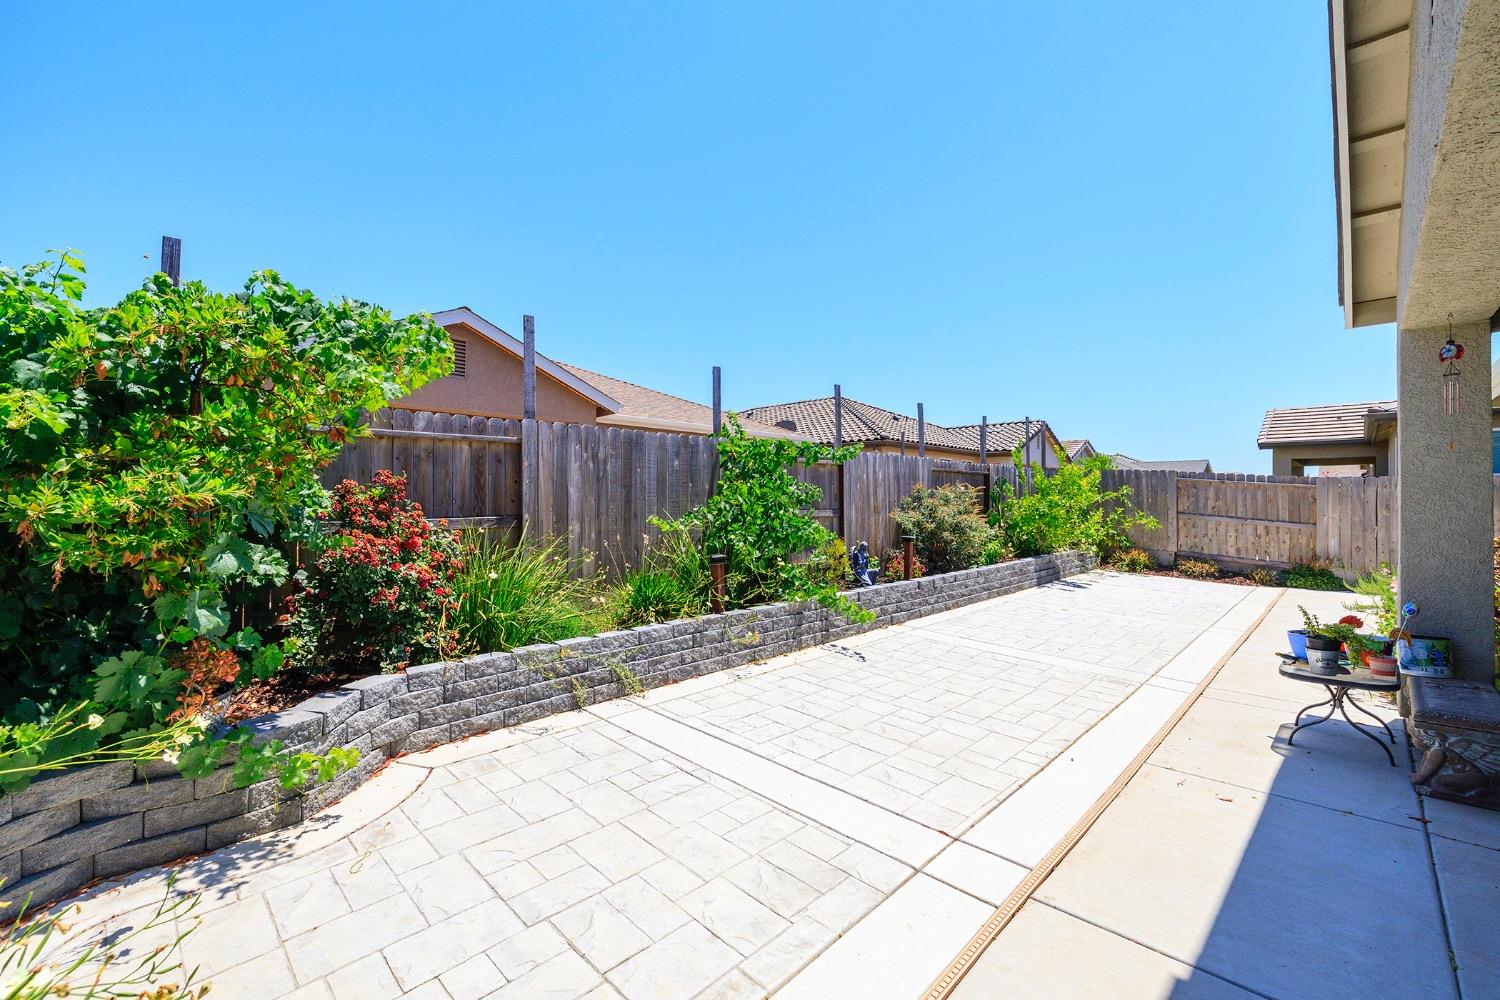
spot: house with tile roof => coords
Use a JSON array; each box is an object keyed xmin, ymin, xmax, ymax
[
  {"xmin": 1062, "ymin": 439, "xmax": 1096, "ymax": 462},
  {"xmin": 1258, "ymin": 397, "xmax": 1500, "ymax": 477},
  {"xmin": 390, "ymin": 307, "xmax": 797, "ymax": 439},
  {"xmin": 1256, "ymin": 400, "xmax": 1398, "ymax": 476},
  {"xmin": 739, "ymin": 396, "xmax": 1064, "ymax": 467}
]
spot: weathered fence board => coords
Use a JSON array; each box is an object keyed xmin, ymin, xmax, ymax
[
  {"xmin": 1104, "ymin": 469, "xmax": 1425, "ymax": 579},
  {"xmin": 325, "ymin": 411, "xmax": 1492, "ymax": 583}
]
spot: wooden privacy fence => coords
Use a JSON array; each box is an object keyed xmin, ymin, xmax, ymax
[
  {"xmin": 1104, "ymin": 470, "xmax": 1400, "ymax": 579},
  {"xmin": 321, "ymin": 410, "xmax": 1014, "ymax": 578}
]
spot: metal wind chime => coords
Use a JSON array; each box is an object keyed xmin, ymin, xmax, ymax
[{"xmin": 1439, "ymin": 315, "xmax": 1465, "ymax": 418}]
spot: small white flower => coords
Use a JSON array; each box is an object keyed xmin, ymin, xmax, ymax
[
  {"xmin": 162, "ymin": 749, "xmax": 181, "ymax": 765},
  {"xmin": 175, "ymin": 731, "xmax": 195, "ymax": 746},
  {"xmin": 192, "ymin": 714, "xmax": 211, "ymax": 730},
  {"xmin": 86, "ymin": 713, "xmax": 104, "ymax": 730},
  {"xmin": 488, "ymin": 571, "xmax": 498, "ymax": 580}
]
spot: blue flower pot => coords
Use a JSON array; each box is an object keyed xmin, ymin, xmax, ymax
[{"xmin": 1287, "ymin": 629, "xmax": 1308, "ymax": 660}]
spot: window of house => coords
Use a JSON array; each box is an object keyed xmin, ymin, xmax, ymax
[{"xmin": 452, "ymin": 338, "xmax": 467, "ymax": 377}]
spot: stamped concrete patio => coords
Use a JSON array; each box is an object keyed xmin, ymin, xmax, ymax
[{"xmin": 55, "ymin": 571, "xmax": 1477, "ymax": 1000}]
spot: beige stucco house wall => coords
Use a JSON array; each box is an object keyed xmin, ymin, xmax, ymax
[{"xmin": 392, "ymin": 320, "xmax": 606, "ymax": 424}]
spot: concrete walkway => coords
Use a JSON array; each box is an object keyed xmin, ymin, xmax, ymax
[
  {"xmin": 953, "ymin": 587, "xmax": 1500, "ymax": 1000},
  {"xmin": 53, "ymin": 573, "xmax": 1350, "ymax": 999}
]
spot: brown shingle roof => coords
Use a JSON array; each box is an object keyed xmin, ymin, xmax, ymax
[
  {"xmin": 556, "ymin": 363, "xmax": 799, "ymax": 439},
  {"xmin": 741, "ymin": 396, "xmax": 1057, "ymax": 456},
  {"xmin": 1257, "ymin": 400, "xmax": 1396, "ymax": 448}
]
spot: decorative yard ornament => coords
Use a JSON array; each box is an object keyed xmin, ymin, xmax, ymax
[{"xmin": 1439, "ymin": 315, "xmax": 1465, "ymax": 417}]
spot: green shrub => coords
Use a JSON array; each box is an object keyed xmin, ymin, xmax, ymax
[
  {"xmin": 1280, "ymin": 563, "xmax": 1347, "ymax": 592},
  {"xmin": 1175, "ymin": 558, "xmax": 1220, "ymax": 579},
  {"xmin": 980, "ymin": 534, "xmax": 1014, "ymax": 565},
  {"xmin": 451, "ymin": 531, "xmax": 603, "ymax": 652},
  {"xmin": 611, "ymin": 531, "xmax": 710, "ymax": 628},
  {"xmin": 652, "ymin": 415, "xmax": 871, "ymax": 622},
  {"xmin": 1347, "ymin": 565, "xmax": 1396, "ymax": 633},
  {"xmin": 1249, "ymin": 566, "xmax": 1279, "ymax": 587},
  {"xmin": 806, "ymin": 535, "xmax": 852, "ymax": 591},
  {"xmin": 0, "ymin": 251, "xmax": 446, "ymax": 793},
  {"xmin": 890, "ymin": 484, "xmax": 992, "ymax": 573},
  {"xmin": 286, "ymin": 472, "xmax": 460, "ymax": 674},
  {"xmin": 1109, "ymin": 548, "xmax": 1155, "ymax": 573},
  {"xmin": 990, "ymin": 454, "xmax": 1158, "ymax": 557}
]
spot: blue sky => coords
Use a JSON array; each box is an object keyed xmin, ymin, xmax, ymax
[{"xmin": 2, "ymin": 2, "xmax": 1395, "ymax": 472}]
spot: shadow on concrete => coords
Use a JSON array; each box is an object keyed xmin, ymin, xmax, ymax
[{"xmin": 1162, "ymin": 706, "xmax": 1462, "ymax": 999}]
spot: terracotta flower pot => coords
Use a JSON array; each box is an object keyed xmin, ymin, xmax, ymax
[{"xmin": 1367, "ymin": 654, "xmax": 1398, "ymax": 678}]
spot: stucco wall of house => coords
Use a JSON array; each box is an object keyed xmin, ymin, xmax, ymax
[
  {"xmin": 1396, "ymin": 318, "xmax": 1494, "ymax": 681},
  {"xmin": 1398, "ymin": 0, "xmax": 1500, "ymax": 329},
  {"xmin": 391, "ymin": 324, "xmax": 603, "ymax": 424},
  {"xmin": 1270, "ymin": 442, "xmax": 1390, "ymax": 476}
]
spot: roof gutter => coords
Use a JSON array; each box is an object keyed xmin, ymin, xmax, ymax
[{"xmin": 1328, "ymin": 0, "xmax": 1355, "ymax": 327}]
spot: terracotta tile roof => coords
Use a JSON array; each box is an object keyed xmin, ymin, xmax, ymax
[
  {"xmin": 556, "ymin": 362, "xmax": 799, "ymax": 439},
  {"xmin": 1062, "ymin": 439, "xmax": 1095, "ymax": 460},
  {"xmin": 1112, "ymin": 454, "xmax": 1214, "ymax": 473},
  {"xmin": 1256, "ymin": 400, "xmax": 1396, "ymax": 448},
  {"xmin": 741, "ymin": 396, "xmax": 1056, "ymax": 456},
  {"xmin": 946, "ymin": 421, "xmax": 1058, "ymax": 453}
]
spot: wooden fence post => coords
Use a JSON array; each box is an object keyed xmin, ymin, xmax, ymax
[
  {"xmin": 160, "ymin": 236, "xmax": 182, "ymax": 286},
  {"xmin": 712, "ymin": 366, "xmax": 722, "ymax": 436},
  {"xmin": 979, "ymin": 416, "xmax": 988, "ymax": 466},
  {"xmin": 522, "ymin": 315, "xmax": 537, "ymax": 420},
  {"xmin": 917, "ymin": 403, "xmax": 926, "ymax": 459},
  {"xmin": 833, "ymin": 385, "xmax": 843, "ymax": 449},
  {"xmin": 521, "ymin": 417, "xmax": 539, "ymax": 539}
]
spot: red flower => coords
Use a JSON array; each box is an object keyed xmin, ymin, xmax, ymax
[{"xmin": 1338, "ymin": 614, "xmax": 1364, "ymax": 628}]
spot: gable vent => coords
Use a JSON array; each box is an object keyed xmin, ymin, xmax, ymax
[{"xmin": 451, "ymin": 338, "xmax": 467, "ymax": 377}]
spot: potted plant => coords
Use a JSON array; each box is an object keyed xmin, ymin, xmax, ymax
[
  {"xmin": 1350, "ymin": 633, "xmax": 1397, "ymax": 678},
  {"xmin": 1298, "ymin": 608, "xmax": 1361, "ymax": 675}
]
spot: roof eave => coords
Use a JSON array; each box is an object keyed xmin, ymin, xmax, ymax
[{"xmin": 430, "ymin": 307, "xmax": 623, "ymax": 413}]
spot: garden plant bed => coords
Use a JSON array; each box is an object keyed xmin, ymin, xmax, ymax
[{"xmin": 0, "ymin": 551, "xmax": 1093, "ymax": 911}]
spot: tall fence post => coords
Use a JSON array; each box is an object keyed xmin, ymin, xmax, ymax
[
  {"xmin": 917, "ymin": 403, "xmax": 926, "ymax": 459},
  {"xmin": 1022, "ymin": 416, "xmax": 1033, "ymax": 493},
  {"xmin": 833, "ymin": 384, "xmax": 843, "ymax": 449},
  {"xmin": 160, "ymin": 236, "xmax": 182, "ymax": 286},
  {"xmin": 979, "ymin": 416, "xmax": 988, "ymax": 466},
  {"xmin": 522, "ymin": 315, "xmax": 537, "ymax": 420},
  {"xmin": 712, "ymin": 366, "xmax": 722, "ymax": 436},
  {"xmin": 520, "ymin": 416, "xmax": 540, "ymax": 539}
]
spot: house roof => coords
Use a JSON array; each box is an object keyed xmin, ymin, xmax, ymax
[
  {"xmin": 431, "ymin": 307, "xmax": 794, "ymax": 439},
  {"xmin": 431, "ymin": 307, "xmax": 621, "ymax": 413},
  {"xmin": 555, "ymin": 363, "xmax": 799, "ymax": 439},
  {"xmin": 740, "ymin": 396, "xmax": 1058, "ymax": 456},
  {"xmin": 1256, "ymin": 400, "xmax": 1397, "ymax": 449},
  {"xmin": 1112, "ymin": 455, "xmax": 1214, "ymax": 474},
  {"xmin": 1062, "ymin": 439, "xmax": 1095, "ymax": 460}
]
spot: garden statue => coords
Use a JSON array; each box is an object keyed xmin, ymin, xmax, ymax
[{"xmin": 850, "ymin": 541, "xmax": 877, "ymax": 587}]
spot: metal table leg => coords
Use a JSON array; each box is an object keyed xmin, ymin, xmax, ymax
[
  {"xmin": 1343, "ymin": 690, "xmax": 1397, "ymax": 744},
  {"xmin": 1286, "ymin": 688, "xmax": 1337, "ymax": 746},
  {"xmin": 1294, "ymin": 690, "xmax": 1336, "ymax": 726},
  {"xmin": 1333, "ymin": 689, "xmax": 1397, "ymax": 766}
]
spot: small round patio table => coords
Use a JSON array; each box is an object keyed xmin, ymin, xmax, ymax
[{"xmin": 1278, "ymin": 660, "xmax": 1400, "ymax": 766}]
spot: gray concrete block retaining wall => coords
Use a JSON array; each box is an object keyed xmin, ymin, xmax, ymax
[{"xmin": 0, "ymin": 551, "xmax": 1093, "ymax": 909}]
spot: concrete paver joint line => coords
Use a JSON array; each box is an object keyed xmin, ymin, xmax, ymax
[{"xmin": 919, "ymin": 588, "xmax": 1285, "ymax": 1000}]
